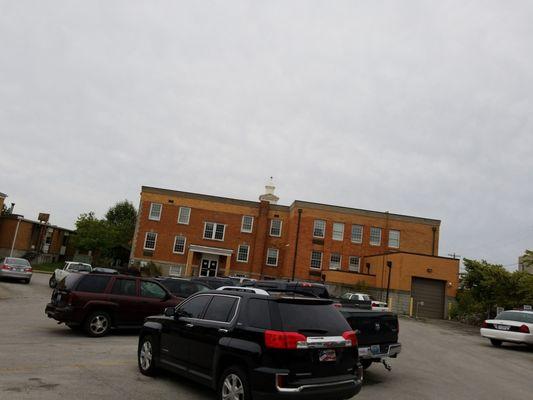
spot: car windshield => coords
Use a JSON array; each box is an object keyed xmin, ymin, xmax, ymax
[
  {"xmin": 70, "ymin": 264, "xmax": 91, "ymax": 272},
  {"xmin": 5, "ymin": 258, "xmax": 30, "ymax": 267},
  {"xmin": 496, "ymin": 311, "xmax": 533, "ymax": 323}
]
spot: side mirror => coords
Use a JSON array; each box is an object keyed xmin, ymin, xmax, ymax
[{"xmin": 164, "ymin": 307, "xmax": 176, "ymax": 317}]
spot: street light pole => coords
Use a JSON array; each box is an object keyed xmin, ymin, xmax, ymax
[
  {"xmin": 385, "ymin": 260, "xmax": 393, "ymax": 303},
  {"xmin": 9, "ymin": 216, "xmax": 23, "ymax": 257}
]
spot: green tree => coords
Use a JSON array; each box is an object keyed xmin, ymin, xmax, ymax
[
  {"xmin": 521, "ymin": 249, "xmax": 533, "ymax": 268},
  {"xmin": 72, "ymin": 212, "xmax": 110, "ymax": 253}
]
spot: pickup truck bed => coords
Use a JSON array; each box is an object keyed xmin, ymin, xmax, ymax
[{"xmin": 340, "ymin": 307, "xmax": 401, "ymax": 370}]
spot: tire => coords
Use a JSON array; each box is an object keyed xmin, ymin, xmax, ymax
[
  {"xmin": 218, "ymin": 366, "xmax": 250, "ymax": 400},
  {"xmin": 490, "ymin": 339, "xmax": 502, "ymax": 347},
  {"xmin": 49, "ymin": 276, "xmax": 57, "ymax": 288},
  {"xmin": 84, "ymin": 311, "xmax": 111, "ymax": 337},
  {"xmin": 361, "ymin": 359, "xmax": 373, "ymax": 370},
  {"xmin": 138, "ymin": 335, "xmax": 158, "ymax": 376}
]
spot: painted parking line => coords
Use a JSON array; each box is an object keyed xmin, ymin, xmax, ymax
[{"xmin": 0, "ymin": 359, "xmax": 132, "ymax": 373}]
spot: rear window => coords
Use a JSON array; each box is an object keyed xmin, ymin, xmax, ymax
[
  {"xmin": 277, "ymin": 303, "xmax": 350, "ymax": 335},
  {"xmin": 6, "ymin": 258, "xmax": 30, "ymax": 267},
  {"xmin": 76, "ymin": 275, "xmax": 111, "ymax": 293},
  {"xmin": 58, "ymin": 273, "xmax": 84, "ymax": 290},
  {"xmin": 496, "ymin": 311, "xmax": 533, "ymax": 323}
]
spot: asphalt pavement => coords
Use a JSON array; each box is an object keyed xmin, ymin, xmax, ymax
[{"xmin": 0, "ymin": 273, "xmax": 532, "ymax": 400}]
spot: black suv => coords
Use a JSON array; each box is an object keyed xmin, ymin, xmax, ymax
[
  {"xmin": 242, "ymin": 280, "xmax": 331, "ymax": 299},
  {"xmin": 137, "ymin": 289, "xmax": 362, "ymax": 400}
]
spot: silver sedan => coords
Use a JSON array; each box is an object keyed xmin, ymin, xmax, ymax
[{"xmin": 0, "ymin": 257, "xmax": 33, "ymax": 283}]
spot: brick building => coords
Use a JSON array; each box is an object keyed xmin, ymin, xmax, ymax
[
  {"xmin": 130, "ymin": 184, "xmax": 459, "ymax": 318},
  {"xmin": 0, "ymin": 192, "xmax": 75, "ymax": 264}
]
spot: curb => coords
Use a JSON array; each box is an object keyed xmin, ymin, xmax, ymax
[{"xmin": 32, "ymin": 270, "xmax": 53, "ymax": 275}]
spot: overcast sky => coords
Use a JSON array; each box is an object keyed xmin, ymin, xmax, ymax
[{"xmin": 1, "ymin": 1, "xmax": 532, "ymax": 269}]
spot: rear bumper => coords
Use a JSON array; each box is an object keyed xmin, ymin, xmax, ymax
[
  {"xmin": 358, "ymin": 342, "xmax": 401, "ymax": 360},
  {"xmin": 251, "ymin": 368, "xmax": 362, "ymax": 400},
  {"xmin": 45, "ymin": 303, "xmax": 78, "ymax": 324},
  {"xmin": 480, "ymin": 328, "xmax": 533, "ymax": 345},
  {"xmin": 0, "ymin": 270, "xmax": 32, "ymax": 280}
]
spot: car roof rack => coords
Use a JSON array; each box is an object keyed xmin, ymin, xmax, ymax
[{"xmin": 216, "ymin": 286, "xmax": 270, "ymax": 296}]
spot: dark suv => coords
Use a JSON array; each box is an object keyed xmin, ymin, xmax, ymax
[
  {"xmin": 137, "ymin": 289, "xmax": 362, "ymax": 399},
  {"xmin": 242, "ymin": 280, "xmax": 331, "ymax": 299},
  {"xmin": 45, "ymin": 273, "xmax": 180, "ymax": 337}
]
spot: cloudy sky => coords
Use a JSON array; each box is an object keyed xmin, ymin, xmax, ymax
[{"xmin": 1, "ymin": 1, "xmax": 532, "ymax": 269}]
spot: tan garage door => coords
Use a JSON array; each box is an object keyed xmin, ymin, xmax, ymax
[{"xmin": 411, "ymin": 277, "xmax": 446, "ymax": 319}]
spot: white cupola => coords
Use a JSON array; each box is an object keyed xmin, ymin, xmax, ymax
[{"xmin": 259, "ymin": 177, "xmax": 279, "ymax": 204}]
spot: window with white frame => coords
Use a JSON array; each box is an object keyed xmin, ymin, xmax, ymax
[
  {"xmin": 169, "ymin": 265, "xmax": 185, "ymax": 276},
  {"xmin": 388, "ymin": 230, "xmax": 400, "ymax": 248},
  {"xmin": 330, "ymin": 253, "xmax": 341, "ymax": 270},
  {"xmin": 266, "ymin": 248, "xmax": 279, "ymax": 266},
  {"xmin": 370, "ymin": 227, "xmax": 382, "ymax": 246},
  {"xmin": 144, "ymin": 232, "xmax": 157, "ymax": 250},
  {"xmin": 241, "ymin": 215, "xmax": 254, "ymax": 233},
  {"xmin": 173, "ymin": 235, "xmax": 186, "ymax": 254},
  {"xmin": 237, "ymin": 245, "xmax": 250, "ymax": 263},
  {"xmin": 203, "ymin": 222, "xmax": 226, "ymax": 241},
  {"xmin": 178, "ymin": 207, "xmax": 191, "ymax": 225},
  {"xmin": 149, "ymin": 203, "xmax": 162, "ymax": 221},
  {"xmin": 351, "ymin": 224, "xmax": 363, "ymax": 243},
  {"xmin": 310, "ymin": 251, "xmax": 323, "ymax": 269},
  {"xmin": 270, "ymin": 219, "xmax": 282, "ymax": 237},
  {"xmin": 332, "ymin": 222, "xmax": 344, "ymax": 241},
  {"xmin": 349, "ymin": 256, "xmax": 360, "ymax": 272},
  {"xmin": 313, "ymin": 220, "xmax": 326, "ymax": 238}
]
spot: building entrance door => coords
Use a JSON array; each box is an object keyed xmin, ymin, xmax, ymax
[{"xmin": 199, "ymin": 259, "xmax": 218, "ymax": 277}]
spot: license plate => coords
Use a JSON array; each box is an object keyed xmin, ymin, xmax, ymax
[
  {"xmin": 318, "ymin": 349, "xmax": 336, "ymax": 362},
  {"xmin": 16, "ymin": 268, "xmax": 23, "ymax": 272},
  {"xmin": 371, "ymin": 345, "xmax": 381, "ymax": 354},
  {"xmin": 358, "ymin": 347, "xmax": 369, "ymax": 357},
  {"xmin": 496, "ymin": 325, "xmax": 510, "ymax": 331}
]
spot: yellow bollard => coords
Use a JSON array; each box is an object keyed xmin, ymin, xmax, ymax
[
  {"xmin": 409, "ymin": 297, "xmax": 414, "ymax": 317},
  {"xmin": 388, "ymin": 296, "xmax": 393, "ymax": 310}
]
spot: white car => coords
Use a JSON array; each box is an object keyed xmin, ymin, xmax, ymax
[
  {"xmin": 480, "ymin": 310, "xmax": 533, "ymax": 347},
  {"xmin": 370, "ymin": 300, "xmax": 390, "ymax": 312},
  {"xmin": 49, "ymin": 261, "xmax": 92, "ymax": 288}
]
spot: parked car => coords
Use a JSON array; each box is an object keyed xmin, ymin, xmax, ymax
[
  {"xmin": 480, "ymin": 310, "xmax": 533, "ymax": 347},
  {"xmin": 155, "ymin": 277, "xmax": 210, "ymax": 300},
  {"xmin": 0, "ymin": 257, "xmax": 32, "ymax": 284},
  {"xmin": 370, "ymin": 299, "xmax": 390, "ymax": 312},
  {"xmin": 340, "ymin": 307, "xmax": 401, "ymax": 370},
  {"xmin": 45, "ymin": 273, "xmax": 180, "ymax": 337},
  {"xmin": 191, "ymin": 276, "xmax": 235, "ymax": 289},
  {"xmin": 338, "ymin": 293, "xmax": 372, "ymax": 310},
  {"xmin": 49, "ymin": 261, "xmax": 92, "ymax": 288},
  {"xmin": 242, "ymin": 279, "xmax": 331, "ymax": 298},
  {"xmin": 228, "ymin": 275, "xmax": 256, "ymax": 285},
  {"xmin": 137, "ymin": 288, "xmax": 363, "ymax": 400}
]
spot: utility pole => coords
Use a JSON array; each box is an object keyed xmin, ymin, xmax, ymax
[
  {"xmin": 385, "ymin": 261, "xmax": 393, "ymax": 303},
  {"xmin": 448, "ymin": 253, "xmax": 461, "ymax": 259},
  {"xmin": 9, "ymin": 216, "xmax": 23, "ymax": 257}
]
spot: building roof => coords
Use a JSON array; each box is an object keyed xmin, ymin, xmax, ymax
[
  {"xmin": 142, "ymin": 185, "xmax": 441, "ymax": 225},
  {"xmin": 0, "ymin": 214, "xmax": 74, "ymax": 233}
]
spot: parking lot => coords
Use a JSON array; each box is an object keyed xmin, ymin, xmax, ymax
[{"xmin": 1, "ymin": 273, "xmax": 532, "ymax": 400}]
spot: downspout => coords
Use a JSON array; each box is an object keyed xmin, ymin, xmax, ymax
[
  {"xmin": 291, "ymin": 209, "xmax": 302, "ymax": 281},
  {"xmin": 431, "ymin": 227, "xmax": 437, "ymax": 256}
]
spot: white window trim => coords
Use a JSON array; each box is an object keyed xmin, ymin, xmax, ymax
[
  {"xmin": 388, "ymin": 230, "xmax": 400, "ymax": 248},
  {"xmin": 178, "ymin": 207, "xmax": 191, "ymax": 225},
  {"xmin": 313, "ymin": 220, "xmax": 326, "ymax": 238},
  {"xmin": 329, "ymin": 253, "xmax": 342, "ymax": 270},
  {"xmin": 348, "ymin": 256, "xmax": 360, "ymax": 272},
  {"xmin": 269, "ymin": 219, "xmax": 282, "ymax": 237},
  {"xmin": 266, "ymin": 248, "xmax": 279, "ymax": 267},
  {"xmin": 310, "ymin": 251, "xmax": 323, "ymax": 270},
  {"xmin": 241, "ymin": 215, "xmax": 254, "ymax": 233},
  {"xmin": 370, "ymin": 227, "xmax": 382, "ymax": 246},
  {"xmin": 237, "ymin": 244, "xmax": 250, "ymax": 263},
  {"xmin": 143, "ymin": 232, "xmax": 157, "ymax": 250},
  {"xmin": 173, "ymin": 235, "xmax": 186, "ymax": 254},
  {"xmin": 203, "ymin": 222, "xmax": 226, "ymax": 241},
  {"xmin": 351, "ymin": 224, "xmax": 363, "ymax": 244},
  {"xmin": 148, "ymin": 203, "xmax": 162, "ymax": 221},
  {"xmin": 169, "ymin": 265, "xmax": 185, "ymax": 277},
  {"xmin": 332, "ymin": 222, "xmax": 344, "ymax": 241}
]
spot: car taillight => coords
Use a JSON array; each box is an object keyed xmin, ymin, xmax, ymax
[
  {"xmin": 264, "ymin": 330, "xmax": 307, "ymax": 349},
  {"xmin": 333, "ymin": 302, "xmax": 342, "ymax": 308},
  {"xmin": 25, "ymin": 267, "xmax": 32, "ymax": 272},
  {"xmin": 481, "ymin": 321, "xmax": 488, "ymax": 328},
  {"xmin": 519, "ymin": 325, "xmax": 530, "ymax": 334},
  {"xmin": 342, "ymin": 330, "xmax": 358, "ymax": 347},
  {"xmin": 1, "ymin": 264, "xmax": 9, "ymax": 270},
  {"xmin": 372, "ymin": 302, "xmax": 377, "ymax": 307}
]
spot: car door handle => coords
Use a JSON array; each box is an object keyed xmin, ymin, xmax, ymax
[
  {"xmin": 218, "ymin": 328, "xmax": 228, "ymax": 334},
  {"xmin": 185, "ymin": 323, "xmax": 194, "ymax": 328}
]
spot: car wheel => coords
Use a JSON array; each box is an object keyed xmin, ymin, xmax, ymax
[
  {"xmin": 138, "ymin": 335, "xmax": 158, "ymax": 376},
  {"xmin": 361, "ymin": 359, "xmax": 373, "ymax": 369},
  {"xmin": 84, "ymin": 311, "xmax": 111, "ymax": 337},
  {"xmin": 490, "ymin": 339, "xmax": 502, "ymax": 347},
  {"xmin": 218, "ymin": 366, "xmax": 250, "ymax": 400},
  {"xmin": 49, "ymin": 276, "xmax": 57, "ymax": 288}
]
